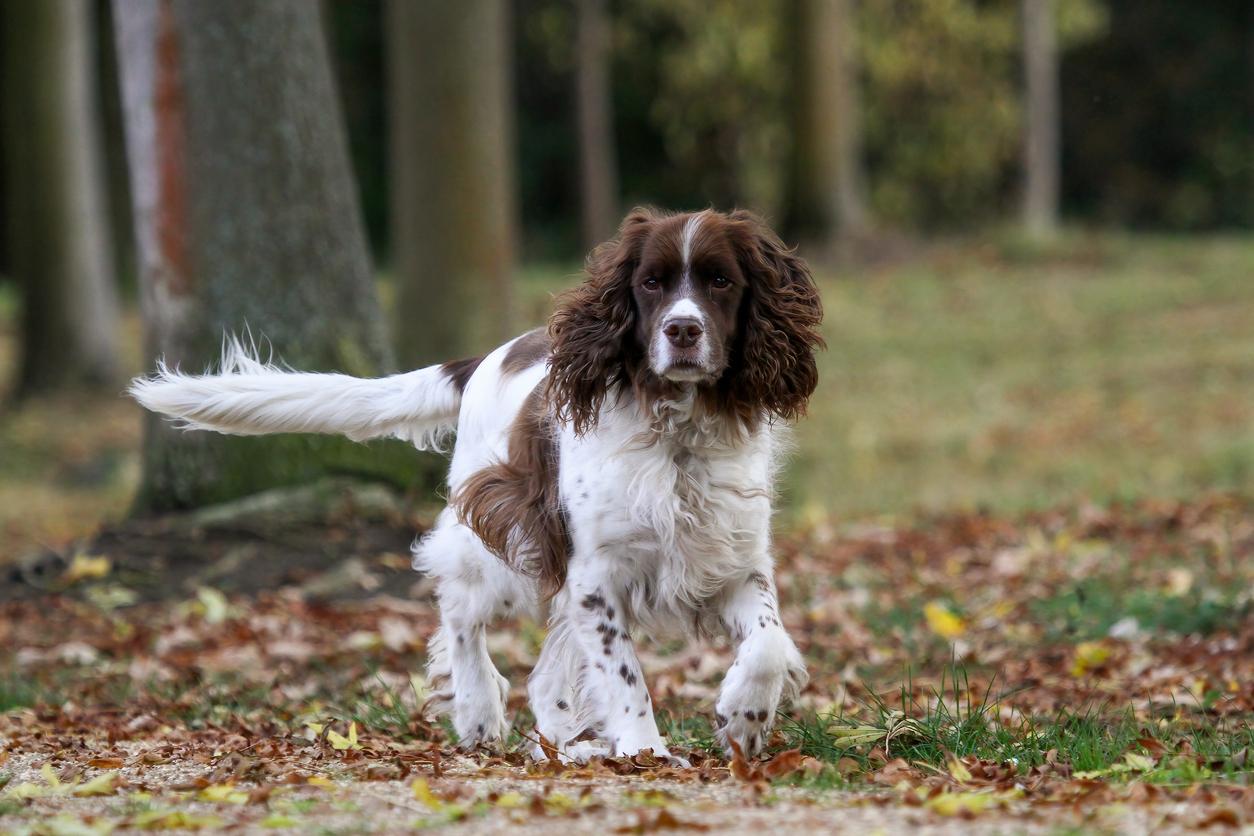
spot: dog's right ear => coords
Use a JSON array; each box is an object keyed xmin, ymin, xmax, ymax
[{"xmin": 546, "ymin": 208, "xmax": 655, "ymax": 435}]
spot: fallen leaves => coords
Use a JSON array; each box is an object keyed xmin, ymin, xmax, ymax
[
  {"xmin": 0, "ymin": 496, "xmax": 1250, "ymax": 832},
  {"xmin": 923, "ymin": 601, "xmax": 966, "ymax": 639}
]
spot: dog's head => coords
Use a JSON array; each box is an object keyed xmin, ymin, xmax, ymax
[{"xmin": 548, "ymin": 208, "xmax": 824, "ymax": 434}]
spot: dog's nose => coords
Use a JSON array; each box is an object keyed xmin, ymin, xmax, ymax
[{"xmin": 663, "ymin": 318, "xmax": 704, "ymax": 349}]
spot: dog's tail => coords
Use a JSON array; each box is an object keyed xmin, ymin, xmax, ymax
[{"xmin": 128, "ymin": 336, "xmax": 463, "ymax": 450}]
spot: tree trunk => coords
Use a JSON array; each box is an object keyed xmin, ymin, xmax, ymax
[
  {"xmin": 575, "ymin": 0, "xmax": 619, "ymax": 250},
  {"xmin": 1021, "ymin": 0, "xmax": 1060, "ymax": 236},
  {"xmin": 785, "ymin": 0, "xmax": 868, "ymax": 250},
  {"xmin": 3, "ymin": 0, "xmax": 122, "ymax": 396},
  {"xmin": 114, "ymin": 0, "xmax": 402, "ymax": 511},
  {"xmin": 387, "ymin": 0, "xmax": 517, "ymax": 368}
]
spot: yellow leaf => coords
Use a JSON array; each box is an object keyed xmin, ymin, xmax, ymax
[
  {"xmin": 72, "ymin": 771, "xmax": 120, "ymax": 797},
  {"xmin": 493, "ymin": 791, "xmax": 526, "ymax": 808},
  {"xmin": 924, "ymin": 601, "xmax": 966, "ymax": 639},
  {"xmin": 63, "ymin": 554, "xmax": 112, "ymax": 583},
  {"xmin": 306, "ymin": 722, "xmax": 325, "ymax": 735},
  {"xmin": 306, "ymin": 775, "xmax": 334, "ymax": 788},
  {"xmin": 412, "ymin": 778, "xmax": 445, "ymax": 811},
  {"xmin": 261, "ymin": 815, "xmax": 301, "ymax": 828},
  {"xmin": 626, "ymin": 789, "xmax": 675, "ymax": 807},
  {"xmin": 544, "ymin": 792, "xmax": 585, "ymax": 812},
  {"xmin": 196, "ymin": 587, "xmax": 229, "ymax": 624},
  {"xmin": 1071, "ymin": 641, "xmax": 1111, "ymax": 676},
  {"xmin": 327, "ymin": 721, "xmax": 362, "ymax": 751},
  {"xmin": 41, "ymin": 763, "xmax": 63, "ymax": 789},
  {"xmin": 7, "ymin": 781, "xmax": 50, "ymax": 799},
  {"xmin": 34, "ymin": 813, "xmax": 118, "ymax": 835},
  {"xmin": 947, "ymin": 758, "xmax": 973, "ymax": 783},
  {"xmin": 133, "ymin": 810, "xmax": 224, "ymax": 830},
  {"xmin": 1123, "ymin": 752, "xmax": 1156, "ymax": 772},
  {"xmin": 925, "ymin": 790, "xmax": 1017, "ymax": 816},
  {"xmin": 199, "ymin": 783, "xmax": 249, "ymax": 804}
]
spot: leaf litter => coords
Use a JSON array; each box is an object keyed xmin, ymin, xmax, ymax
[{"xmin": 0, "ymin": 495, "xmax": 1250, "ymax": 832}]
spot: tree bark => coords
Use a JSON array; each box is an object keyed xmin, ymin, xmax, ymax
[
  {"xmin": 1021, "ymin": 0, "xmax": 1060, "ymax": 236},
  {"xmin": 387, "ymin": 0, "xmax": 517, "ymax": 368},
  {"xmin": 575, "ymin": 0, "xmax": 619, "ymax": 250},
  {"xmin": 785, "ymin": 0, "xmax": 868, "ymax": 250},
  {"xmin": 3, "ymin": 0, "xmax": 122, "ymax": 396},
  {"xmin": 114, "ymin": 0, "xmax": 401, "ymax": 511}
]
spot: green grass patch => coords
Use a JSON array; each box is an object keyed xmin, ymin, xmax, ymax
[{"xmin": 1033, "ymin": 578, "xmax": 1250, "ymax": 640}]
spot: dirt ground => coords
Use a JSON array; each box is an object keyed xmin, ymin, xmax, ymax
[{"xmin": 1, "ymin": 488, "xmax": 1251, "ymax": 833}]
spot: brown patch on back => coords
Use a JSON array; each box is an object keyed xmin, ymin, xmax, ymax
[
  {"xmin": 452, "ymin": 384, "xmax": 570, "ymax": 596},
  {"xmin": 440, "ymin": 355, "xmax": 483, "ymax": 393},
  {"xmin": 501, "ymin": 329, "xmax": 551, "ymax": 375}
]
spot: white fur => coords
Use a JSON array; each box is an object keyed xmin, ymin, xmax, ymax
[
  {"xmin": 680, "ymin": 211, "xmax": 703, "ymax": 276},
  {"xmin": 129, "ymin": 336, "xmax": 460, "ymax": 449},
  {"xmin": 132, "ymin": 329, "xmax": 808, "ymax": 762}
]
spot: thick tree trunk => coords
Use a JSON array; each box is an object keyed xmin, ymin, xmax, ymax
[
  {"xmin": 3, "ymin": 0, "xmax": 122, "ymax": 396},
  {"xmin": 1021, "ymin": 0, "xmax": 1060, "ymax": 236},
  {"xmin": 114, "ymin": 0, "xmax": 401, "ymax": 511},
  {"xmin": 387, "ymin": 0, "xmax": 517, "ymax": 367},
  {"xmin": 785, "ymin": 0, "xmax": 868, "ymax": 250},
  {"xmin": 575, "ymin": 0, "xmax": 619, "ymax": 250}
]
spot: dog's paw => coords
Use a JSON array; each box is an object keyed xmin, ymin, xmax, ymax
[
  {"xmin": 715, "ymin": 627, "xmax": 808, "ymax": 758},
  {"xmin": 453, "ymin": 701, "xmax": 510, "ymax": 751},
  {"xmin": 713, "ymin": 704, "xmax": 774, "ymax": 759},
  {"xmin": 529, "ymin": 739, "xmax": 609, "ymax": 764}
]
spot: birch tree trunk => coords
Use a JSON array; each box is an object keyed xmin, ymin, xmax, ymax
[
  {"xmin": 3, "ymin": 0, "xmax": 121, "ymax": 396},
  {"xmin": 1021, "ymin": 0, "xmax": 1060, "ymax": 236},
  {"xmin": 575, "ymin": 0, "xmax": 619, "ymax": 250},
  {"xmin": 785, "ymin": 0, "xmax": 868, "ymax": 250},
  {"xmin": 114, "ymin": 0, "xmax": 400, "ymax": 511},
  {"xmin": 387, "ymin": 0, "xmax": 517, "ymax": 367}
]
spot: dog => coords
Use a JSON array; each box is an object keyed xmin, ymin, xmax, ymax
[{"xmin": 130, "ymin": 207, "xmax": 824, "ymax": 763}]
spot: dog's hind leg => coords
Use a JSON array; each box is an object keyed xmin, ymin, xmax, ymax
[{"xmin": 413, "ymin": 509, "xmax": 536, "ymax": 749}]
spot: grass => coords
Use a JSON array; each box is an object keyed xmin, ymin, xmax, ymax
[{"xmin": 3, "ymin": 234, "xmax": 1253, "ymax": 555}]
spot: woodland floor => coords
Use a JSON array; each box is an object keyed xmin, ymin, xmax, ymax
[{"xmin": 0, "ymin": 491, "xmax": 1251, "ymax": 833}]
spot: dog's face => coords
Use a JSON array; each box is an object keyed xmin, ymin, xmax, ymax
[
  {"xmin": 630, "ymin": 213, "xmax": 746, "ymax": 383},
  {"xmin": 547, "ymin": 208, "xmax": 824, "ymax": 435}
]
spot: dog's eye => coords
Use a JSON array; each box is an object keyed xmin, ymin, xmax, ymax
[
  {"xmin": 642, "ymin": 277, "xmax": 661, "ymax": 291},
  {"xmin": 711, "ymin": 275, "xmax": 730, "ymax": 289}
]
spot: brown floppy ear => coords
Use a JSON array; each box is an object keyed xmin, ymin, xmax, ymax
[
  {"xmin": 547, "ymin": 208, "xmax": 656, "ymax": 434},
  {"xmin": 726, "ymin": 210, "xmax": 825, "ymax": 423}
]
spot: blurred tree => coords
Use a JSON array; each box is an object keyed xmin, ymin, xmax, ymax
[
  {"xmin": 859, "ymin": 0, "xmax": 1103, "ymax": 230},
  {"xmin": 2, "ymin": 0, "xmax": 122, "ymax": 396},
  {"xmin": 616, "ymin": 0, "xmax": 788, "ymax": 215},
  {"xmin": 785, "ymin": 0, "xmax": 869, "ymax": 250},
  {"xmin": 1062, "ymin": 0, "xmax": 1249, "ymax": 228},
  {"xmin": 575, "ymin": 0, "xmax": 620, "ymax": 248},
  {"xmin": 114, "ymin": 0, "xmax": 402, "ymax": 511},
  {"xmin": 1021, "ymin": 0, "xmax": 1059, "ymax": 236},
  {"xmin": 387, "ymin": 0, "xmax": 517, "ymax": 367}
]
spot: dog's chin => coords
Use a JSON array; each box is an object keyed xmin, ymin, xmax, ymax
[{"xmin": 655, "ymin": 361, "xmax": 719, "ymax": 384}]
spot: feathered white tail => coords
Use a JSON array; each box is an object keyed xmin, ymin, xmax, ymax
[{"xmin": 128, "ymin": 337, "xmax": 462, "ymax": 451}]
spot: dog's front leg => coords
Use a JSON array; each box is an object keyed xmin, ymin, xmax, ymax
[
  {"xmin": 715, "ymin": 569, "xmax": 808, "ymax": 758},
  {"xmin": 561, "ymin": 556, "xmax": 675, "ymax": 760}
]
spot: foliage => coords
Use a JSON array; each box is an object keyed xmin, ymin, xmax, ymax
[{"xmin": 0, "ymin": 494, "xmax": 1250, "ymax": 829}]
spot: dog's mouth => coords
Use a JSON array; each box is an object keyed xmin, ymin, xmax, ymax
[{"xmin": 657, "ymin": 357, "xmax": 721, "ymax": 383}]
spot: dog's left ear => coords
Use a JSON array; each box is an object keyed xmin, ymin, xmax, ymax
[{"xmin": 726, "ymin": 210, "xmax": 825, "ymax": 422}]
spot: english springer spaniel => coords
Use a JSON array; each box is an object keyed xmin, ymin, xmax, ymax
[{"xmin": 131, "ymin": 207, "xmax": 824, "ymax": 763}]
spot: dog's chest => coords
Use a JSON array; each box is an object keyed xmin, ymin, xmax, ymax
[{"xmin": 560, "ymin": 414, "xmax": 772, "ymax": 607}]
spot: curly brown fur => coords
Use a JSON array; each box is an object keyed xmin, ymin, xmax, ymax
[
  {"xmin": 546, "ymin": 208, "xmax": 656, "ymax": 436},
  {"xmin": 453, "ymin": 383, "xmax": 571, "ymax": 596},
  {"xmin": 547, "ymin": 207, "xmax": 823, "ymax": 436}
]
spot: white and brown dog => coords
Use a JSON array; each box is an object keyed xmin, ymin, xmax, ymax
[{"xmin": 131, "ymin": 207, "xmax": 824, "ymax": 763}]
